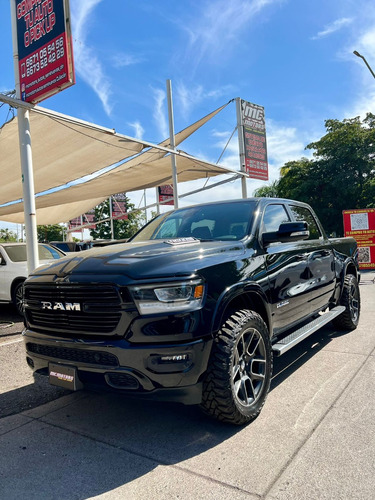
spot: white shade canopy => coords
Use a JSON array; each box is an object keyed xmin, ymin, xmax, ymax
[{"xmin": 0, "ymin": 97, "xmax": 237, "ymax": 224}]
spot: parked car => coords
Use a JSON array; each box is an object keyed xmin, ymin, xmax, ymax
[
  {"xmin": 49, "ymin": 241, "xmax": 93, "ymax": 252},
  {"xmin": 91, "ymin": 238, "xmax": 129, "ymax": 247},
  {"xmin": 0, "ymin": 243, "xmax": 65, "ymax": 315}
]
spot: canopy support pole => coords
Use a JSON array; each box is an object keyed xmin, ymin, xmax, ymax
[
  {"xmin": 10, "ymin": 0, "xmax": 39, "ymax": 273},
  {"xmin": 236, "ymin": 97, "xmax": 248, "ymax": 199},
  {"xmin": 166, "ymin": 80, "xmax": 179, "ymax": 209},
  {"xmin": 109, "ymin": 197, "xmax": 114, "ymax": 239}
]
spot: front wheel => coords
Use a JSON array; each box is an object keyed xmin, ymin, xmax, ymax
[
  {"xmin": 332, "ymin": 274, "xmax": 360, "ymax": 330},
  {"xmin": 200, "ymin": 309, "xmax": 273, "ymax": 425}
]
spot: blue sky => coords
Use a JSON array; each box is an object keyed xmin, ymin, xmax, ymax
[{"xmin": 1, "ymin": 0, "xmax": 375, "ymax": 233}]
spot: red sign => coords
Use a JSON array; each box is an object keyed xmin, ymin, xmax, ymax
[
  {"xmin": 15, "ymin": 0, "xmax": 74, "ymax": 103},
  {"xmin": 343, "ymin": 209, "xmax": 375, "ymax": 269},
  {"xmin": 238, "ymin": 99, "xmax": 268, "ymax": 181},
  {"xmin": 112, "ymin": 193, "xmax": 128, "ymax": 220},
  {"xmin": 68, "ymin": 216, "xmax": 81, "ymax": 229},
  {"xmin": 158, "ymin": 185, "xmax": 174, "ymax": 206},
  {"xmin": 83, "ymin": 211, "xmax": 96, "ymax": 230}
]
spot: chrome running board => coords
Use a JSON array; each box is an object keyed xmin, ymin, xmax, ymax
[{"xmin": 272, "ymin": 306, "xmax": 346, "ymax": 356}]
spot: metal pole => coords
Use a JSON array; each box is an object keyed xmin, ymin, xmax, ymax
[
  {"xmin": 155, "ymin": 187, "xmax": 160, "ymax": 215},
  {"xmin": 236, "ymin": 98, "xmax": 247, "ymax": 199},
  {"xmin": 353, "ymin": 51, "xmax": 375, "ymax": 79},
  {"xmin": 144, "ymin": 189, "xmax": 148, "ymax": 222},
  {"xmin": 109, "ymin": 197, "xmax": 114, "ymax": 239},
  {"xmin": 166, "ymin": 80, "xmax": 179, "ymax": 208},
  {"xmin": 10, "ymin": 0, "xmax": 39, "ymax": 273}
]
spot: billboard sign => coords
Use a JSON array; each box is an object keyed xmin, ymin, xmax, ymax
[
  {"xmin": 343, "ymin": 209, "xmax": 375, "ymax": 269},
  {"xmin": 237, "ymin": 99, "xmax": 268, "ymax": 181},
  {"xmin": 112, "ymin": 193, "xmax": 128, "ymax": 220},
  {"xmin": 158, "ymin": 185, "xmax": 174, "ymax": 206},
  {"xmin": 69, "ymin": 211, "xmax": 96, "ymax": 230},
  {"xmin": 68, "ymin": 216, "xmax": 81, "ymax": 229},
  {"xmin": 83, "ymin": 210, "xmax": 96, "ymax": 229},
  {"xmin": 15, "ymin": 0, "xmax": 74, "ymax": 103}
]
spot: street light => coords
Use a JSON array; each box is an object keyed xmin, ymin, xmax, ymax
[{"xmin": 353, "ymin": 50, "xmax": 375, "ymax": 79}]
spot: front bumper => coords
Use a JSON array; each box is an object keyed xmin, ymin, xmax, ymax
[{"xmin": 23, "ymin": 329, "xmax": 213, "ymax": 405}]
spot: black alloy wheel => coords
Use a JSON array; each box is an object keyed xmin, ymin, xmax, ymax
[{"xmin": 332, "ymin": 274, "xmax": 360, "ymax": 330}]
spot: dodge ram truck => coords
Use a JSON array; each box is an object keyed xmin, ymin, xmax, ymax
[{"xmin": 22, "ymin": 198, "xmax": 360, "ymax": 425}]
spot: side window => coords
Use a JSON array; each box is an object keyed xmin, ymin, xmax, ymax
[
  {"xmin": 289, "ymin": 205, "xmax": 321, "ymax": 240},
  {"xmin": 262, "ymin": 204, "xmax": 290, "ymax": 233},
  {"xmin": 39, "ymin": 245, "xmax": 62, "ymax": 260}
]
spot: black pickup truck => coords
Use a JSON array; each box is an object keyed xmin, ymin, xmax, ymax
[{"xmin": 22, "ymin": 198, "xmax": 360, "ymax": 425}]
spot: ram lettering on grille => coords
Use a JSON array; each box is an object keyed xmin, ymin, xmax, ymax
[{"xmin": 41, "ymin": 301, "xmax": 81, "ymax": 311}]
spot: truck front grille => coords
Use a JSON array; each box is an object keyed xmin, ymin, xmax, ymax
[
  {"xmin": 24, "ymin": 284, "xmax": 123, "ymax": 335},
  {"xmin": 27, "ymin": 342, "xmax": 119, "ymax": 367}
]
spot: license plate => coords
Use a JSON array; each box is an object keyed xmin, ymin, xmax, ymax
[{"xmin": 49, "ymin": 363, "xmax": 83, "ymax": 391}]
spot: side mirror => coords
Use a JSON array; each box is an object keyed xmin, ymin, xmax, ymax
[
  {"xmin": 0, "ymin": 255, "xmax": 6, "ymax": 265},
  {"xmin": 262, "ymin": 221, "xmax": 309, "ymax": 245}
]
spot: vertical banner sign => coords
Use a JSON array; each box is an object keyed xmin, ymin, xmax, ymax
[
  {"xmin": 238, "ymin": 99, "xmax": 268, "ymax": 181},
  {"xmin": 69, "ymin": 210, "xmax": 96, "ymax": 230},
  {"xmin": 15, "ymin": 0, "xmax": 75, "ymax": 103},
  {"xmin": 158, "ymin": 185, "xmax": 174, "ymax": 206},
  {"xmin": 84, "ymin": 209, "xmax": 96, "ymax": 230},
  {"xmin": 68, "ymin": 216, "xmax": 81, "ymax": 230},
  {"xmin": 112, "ymin": 193, "xmax": 128, "ymax": 220},
  {"xmin": 343, "ymin": 209, "xmax": 375, "ymax": 269}
]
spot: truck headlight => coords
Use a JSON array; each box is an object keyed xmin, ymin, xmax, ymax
[{"xmin": 129, "ymin": 280, "xmax": 205, "ymax": 315}]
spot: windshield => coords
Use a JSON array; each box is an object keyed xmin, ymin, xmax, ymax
[
  {"xmin": 2, "ymin": 244, "xmax": 64, "ymax": 262},
  {"xmin": 131, "ymin": 200, "xmax": 257, "ymax": 242}
]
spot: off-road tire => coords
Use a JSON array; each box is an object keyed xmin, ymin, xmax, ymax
[
  {"xmin": 200, "ymin": 309, "xmax": 273, "ymax": 425},
  {"xmin": 332, "ymin": 274, "xmax": 360, "ymax": 330}
]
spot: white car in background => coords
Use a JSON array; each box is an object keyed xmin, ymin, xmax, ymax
[{"xmin": 0, "ymin": 243, "xmax": 65, "ymax": 315}]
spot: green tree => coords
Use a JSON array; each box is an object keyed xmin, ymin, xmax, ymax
[
  {"xmin": 89, "ymin": 197, "xmax": 145, "ymax": 240},
  {"xmin": 0, "ymin": 228, "xmax": 17, "ymax": 242},
  {"xmin": 253, "ymin": 180, "xmax": 280, "ymax": 198},
  {"xmin": 275, "ymin": 113, "xmax": 375, "ymax": 236},
  {"xmin": 37, "ymin": 224, "xmax": 65, "ymax": 242}
]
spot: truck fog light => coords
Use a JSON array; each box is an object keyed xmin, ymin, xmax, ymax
[{"xmin": 147, "ymin": 353, "xmax": 193, "ymax": 373}]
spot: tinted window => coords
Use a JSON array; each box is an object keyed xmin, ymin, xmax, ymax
[
  {"xmin": 262, "ymin": 204, "xmax": 290, "ymax": 233},
  {"xmin": 39, "ymin": 245, "xmax": 63, "ymax": 260},
  {"xmin": 131, "ymin": 201, "xmax": 257, "ymax": 242},
  {"xmin": 290, "ymin": 205, "xmax": 321, "ymax": 239},
  {"xmin": 3, "ymin": 244, "xmax": 63, "ymax": 262}
]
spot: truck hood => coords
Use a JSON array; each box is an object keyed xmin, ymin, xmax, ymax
[{"xmin": 30, "ymin": 239, "xmax": 247, "ymax": 280}]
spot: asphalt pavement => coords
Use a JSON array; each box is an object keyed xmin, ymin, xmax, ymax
[{"xmin": 0, "ymin": 272, "xmax": 374, "ymax": 499}]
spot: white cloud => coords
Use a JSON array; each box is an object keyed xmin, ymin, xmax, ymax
[
  {"xmin": 152, "ymin": 88, "xmax": 169, "ymax": 139},
  {"xmin": 111, "ymin": 53, "xmax": 144, "ymax": 68},
  {"xmin": 184, "ymin": 0, "xmax": 281, "ymax": 71},
  {"xmin": 128, "ymin": 121, "xmax": 145, "ymax": 140},
  {"xmin": 341, "ymin": 22, "xmax": 375, "ymax": 119},
  {"xmin": 175, "ymin": 82, "xmax": 234, "ymax": 118},
  {"xmin": 312, "ymin": 17, "xmax": 353, "ymax": 40},
  {"xmin": 71, "ymin": 0, "xmax": 113, "ymax": 116},
  {"xmin": 266, "ymin": 120, "xmax": 308, "ymax": 167}
]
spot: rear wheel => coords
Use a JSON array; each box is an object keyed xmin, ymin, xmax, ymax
[
  {"xmin": 12, "ymin": 281, "xmax": 25, "ymax": 316},
  {"xmin": 332, "ymin": 274, "xmax": 360, "ymax": 330},
  {"xmin": 200, "ymin": 309, "xmax": 273, "ymax": 425}
]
